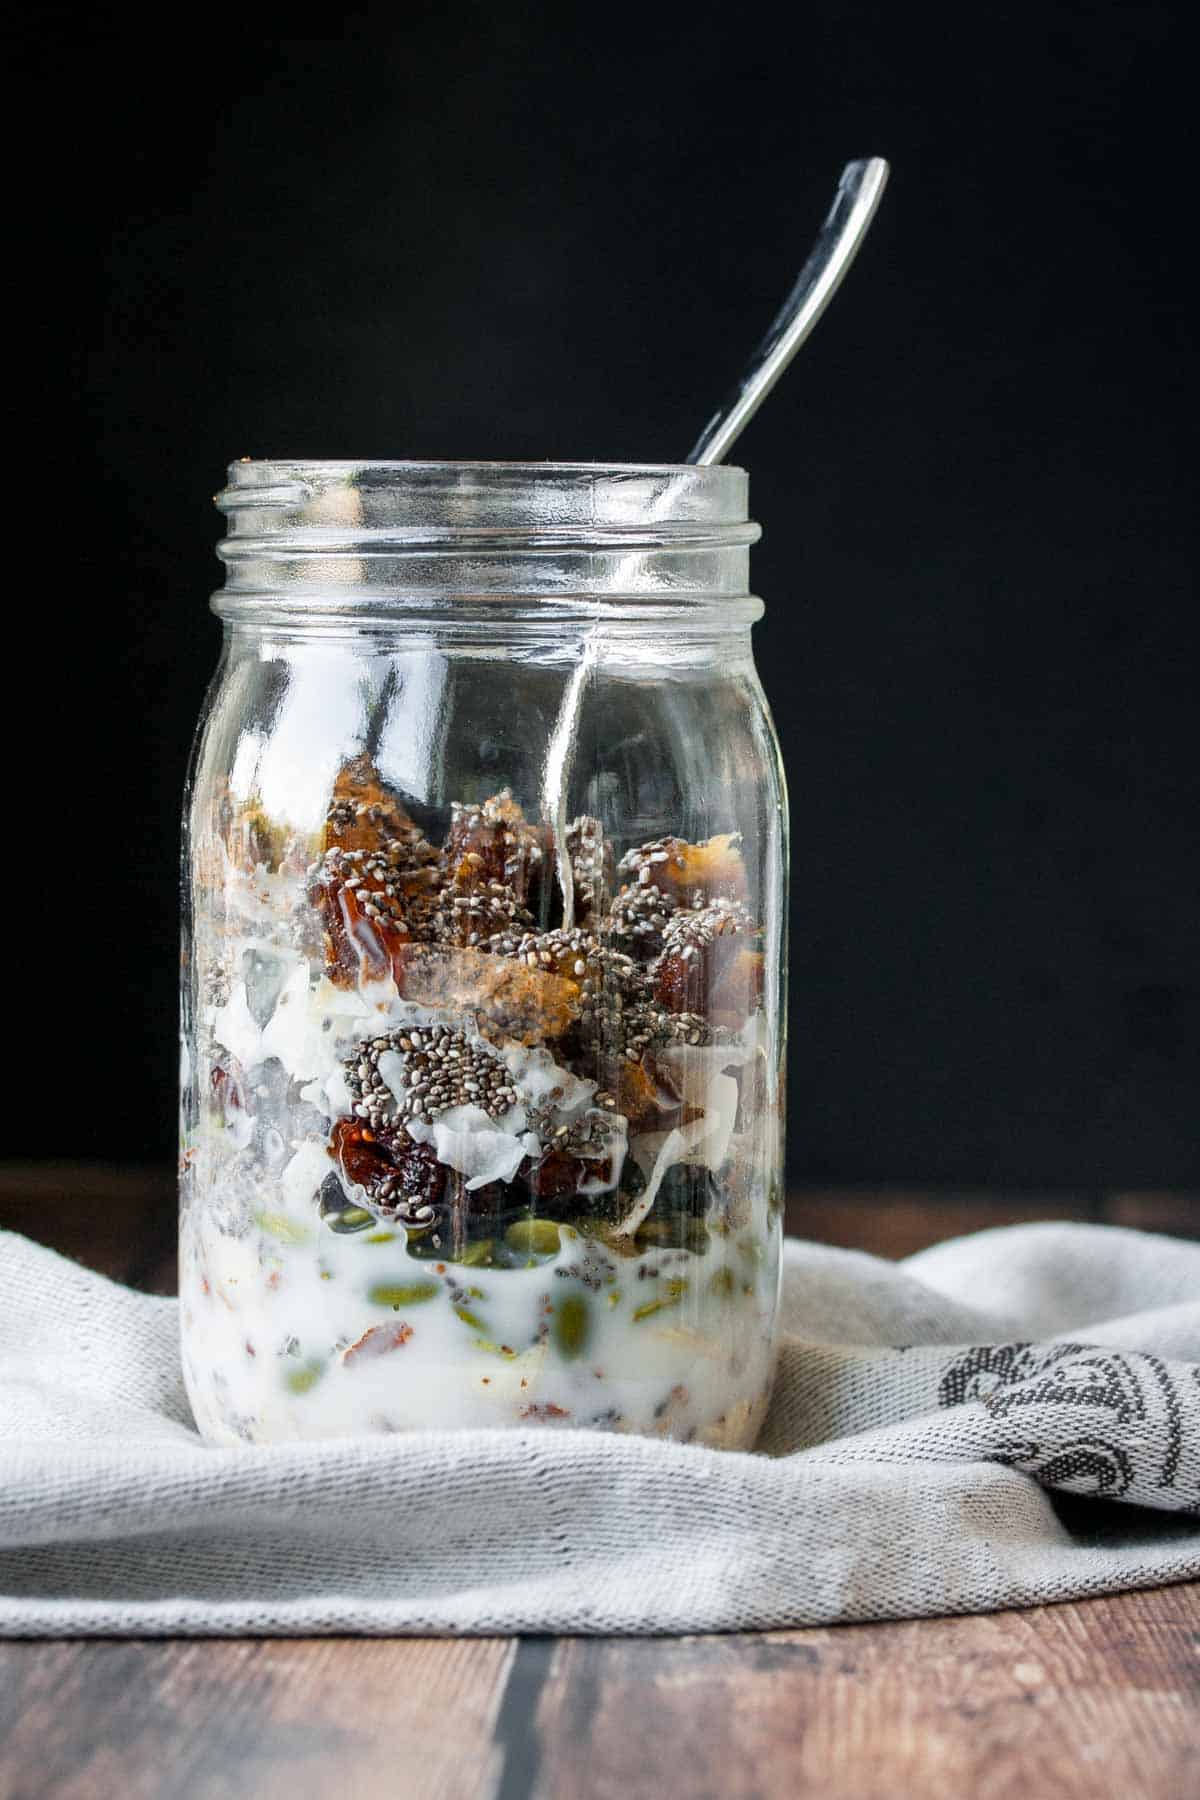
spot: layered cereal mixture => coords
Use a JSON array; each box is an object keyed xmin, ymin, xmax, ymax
[{"xmin": 180, "ymin": 757, "xmax": 781, "ymax": 1446}]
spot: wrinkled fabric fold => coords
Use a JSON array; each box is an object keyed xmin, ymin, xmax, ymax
[{"xmin": 1, "ymin": 1221, "xmax": 1197, "ymax": 1637}]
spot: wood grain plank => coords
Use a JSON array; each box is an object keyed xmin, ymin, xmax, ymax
[
  {"xmin": 524, "ymin": 1586, "xmax": 1200, "ymax": 1800},
  {"xmin": 0, "ymin": 1162, "xmax": 174, "ymax": 1290},
  {"xmin": 1105, "ymin": 1191, "xmax": 1200, "ymax": 1240},
  {"xmin": 784, "ymin": 1188, "xmax": 1102, "ymax": 1258},
  {"xmin": 0, "ymin": 1637, "xmax": 516, "ymax": 1800}
]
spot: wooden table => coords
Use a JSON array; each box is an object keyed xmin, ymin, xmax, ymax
[{"xmin": 1, "ymin": 1168, "xmax": 1197, "ymax": 1800}]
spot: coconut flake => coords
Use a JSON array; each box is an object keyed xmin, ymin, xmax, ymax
[
  {"xmin": 210, "ymin": 983, "xmax": 265, "ymax": 1070},
  {"xmin": 617, "ymin": 1111, "xmax": 714, "ymax": 1235},
  {"xmin": 219, "ymin": 845, "xmax": 303, "ymax": 931},
  {"xmin": 258, "ymin": 963, "xmax": 319, "ymax": 1075},
  {"xmin": 225, "ymin": 1107, "xmax": 255, "ymax": 1153},
  {"xmin": 614, "ymin": 1024, "xmax": 756, "ymax": 1236},
  {"xmin": 376, "ymin": 1049, "xmax": 408, "ymax": 1108},
  {"xmin": 502, "ymin": 1042, "xmax": 596, "ymax": 1122},
  {"xmin": 300, "ymin": 1064, "xmax": 354, "ymax": 1121},
  {"xmin": 576, "ymin": 1108, "xmax": 629, "ymax": 1196},
  {"xmin": 279, "ymin": 1140, "xmax": 335, "ymax": 1213},
  {"xmin": 430, "ymin": 1104, "xmax": 531, "ymax": 1189}
]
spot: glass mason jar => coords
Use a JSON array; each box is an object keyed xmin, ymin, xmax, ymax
[{"xmin": 180, "ymin": 460, "xmax": 787, "ymax": 1448}]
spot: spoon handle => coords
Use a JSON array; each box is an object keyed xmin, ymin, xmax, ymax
[{"xmin": 688, "ymin": 157, "xmax": 890, "ymax": 466}]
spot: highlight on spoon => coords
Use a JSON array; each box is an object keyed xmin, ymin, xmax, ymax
[{"xmin": 689, "ymin": 156, "xmax": 890, "ymax": 467}]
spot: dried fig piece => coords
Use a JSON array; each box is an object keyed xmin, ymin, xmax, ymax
[
  {"xmin": 442, "ymin": 788, "xmax": 550, "ymax": 908},
  {"xmin": 617, "ymin": 833, "xmax": 748, "ymax": 906},
  {"xmin": 323, "ymin": 754, "xmax": 436, "ymax": 859},
  {"xmin": 329, "ymin": 1116, "xmax": 447, "ymax": 1228},
  {"xmin": 391, "ymin": 944, "xmax": 581, "ymax": 1043}
]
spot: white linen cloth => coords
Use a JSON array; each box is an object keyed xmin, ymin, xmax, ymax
[{"xmin": 1, "ymin": 1221, "xmax": 1197, "ymax": 1637}]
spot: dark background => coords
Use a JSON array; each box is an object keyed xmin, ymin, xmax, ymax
[{"xmin": 9, "ymin": 1, "xmax": 1196, "ymax": 1187}]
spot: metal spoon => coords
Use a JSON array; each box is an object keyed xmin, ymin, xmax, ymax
[
  {"xmin": 546, "ymin": 158, "xmax": 890, "ymax": 917},
  {"xmin": 688, "ymin": 156, "xmax": 890, "ymax": 466}
]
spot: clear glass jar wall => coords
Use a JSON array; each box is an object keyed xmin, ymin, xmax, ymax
[{"xmin": 180, "ymin": 462, "xmax": 788, "ymax": 1447}]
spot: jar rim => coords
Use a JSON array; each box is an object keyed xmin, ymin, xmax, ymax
[
  {"xmin": 221, "ymin": 456, "xmax": 748, "ymax": 475},
  {"xmin": 217, "ymin": 458, "xmax": 751, "ymax": 530},
  {"xmin": 214, "ymin": 459, "xmax": 759, "ymax": 615}
]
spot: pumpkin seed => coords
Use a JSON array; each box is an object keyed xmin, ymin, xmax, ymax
[
  {"xmin": 367, "ymin": 1280, "xmax": 439, "ymax": 1309},
  {"xmin": 327, "ymin": 1207, "xmax": 374, "ymax": 1235},
  {"xmin": 636, "ymin": 1217, "xmax": 710, "ymax": 1256},
  {"xmin": 572, "ymin": 1218, "xmax": 641, "ymax": 1258},
  {"xmin": 285, "ymin": 1359, "xmax": 325, "ymax": 1394},
  {"xmin": 553, "ymin": 1293, "xmax": 591, "ymax": 1360},
  {"xmin": 505, "ymin": 1218, "xmax": 562, "ymax": 1257},
  {"xmin": 255, "ymin": 1210, "xmax": 310, "ymax": 1246},
  {"xmin": 632, "ymin": 1278, "xmax": 689, "ymax": 1323}
]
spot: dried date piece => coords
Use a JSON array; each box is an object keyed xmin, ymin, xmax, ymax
[
  {"xmin": 430, "ymin": 875, "xmax": 533, "ymax": 949},
  {"xmin": 707, "ymin": 946, "xmax": 764, "ymax": 1031},
  {"xmin": 603, "ymin": 882, "xmax": 677, "ymax": 962},
  {"xmin": 523, "ymin": 1148, "xmax": 583, "ymax": 1203},
  {"xmin": 442, "ymin": 789, "xmax": 550, "ymax": 909},
  {"xmin": 579, "ymin": 994, "xmax": 671, "ymax": 1067},
  {"xmin": 306, "ymin": 837, "xmax": 444, "ymax": 987},
  {"xmin": 519, "ymin": 1106, "xmax": 626, "ymax": 1205},
  {"xmin": 616, "ymin": 833, "xmax": 748, "ymax": 906},
  {"xmin": 307, "ymin": 850, "xmax": 416, "ymax": 987},
  {"xmin": 507, "ymin": 927, "xmax": 643, "ymax": 1011},
  {"xmin": 652, "ymin": 898, "xmax": 758, "ymax": 1019},
  {"xmin": 598, "ymin": 1057, "xmax": 688, "ymax": 1132},
  {"xmin": 323, "ymin": 754, "xmax": 437, "ymax": 861}
]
